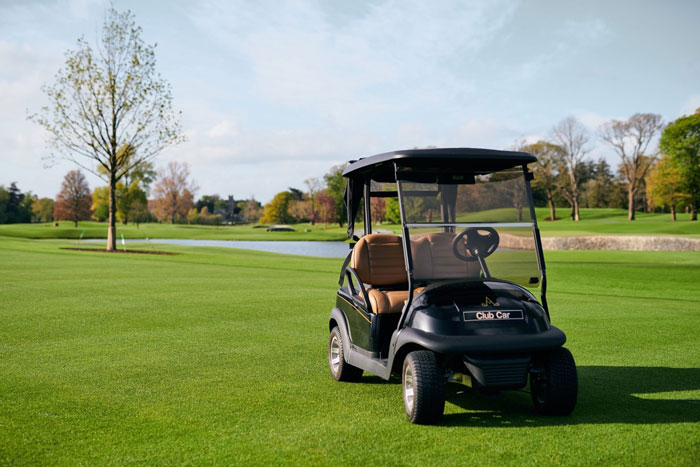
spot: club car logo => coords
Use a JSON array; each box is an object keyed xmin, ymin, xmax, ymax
[{"xmin": 463, "ymin": 297, "xmax": 524, "ymax": 322}]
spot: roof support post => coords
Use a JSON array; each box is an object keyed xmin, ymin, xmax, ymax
[
  {"xmin": 395, "ymin": 163, "xmax": 415, "ymax": 330},
  {"xmin": 363, "ymin": 179, "xmax": 372, "ymax": 236},
  {"xmin": 522, "ymin": 164, "xmax": 550, "ymax": 321}
]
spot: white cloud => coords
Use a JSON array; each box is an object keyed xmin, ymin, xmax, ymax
[
  {"xmin": 680, "ymin": 95, "xmax": 700, "ymax": 117},
  {"xmin": 451, "ymin": 118, "xmax": 522, "ymax": 149},
  {"xmin": 187, "ymin": 0, "xmax": 517, "ymax": 125}
]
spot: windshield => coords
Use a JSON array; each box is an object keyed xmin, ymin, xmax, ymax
[{"xmin": 397, "ymin": 169, "xmax": 541, "ymax": 289}]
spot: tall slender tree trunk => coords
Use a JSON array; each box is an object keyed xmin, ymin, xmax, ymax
[
  {"xmin": 628, "ymin": 186, "xmax": 636, "ymax": 221},
  {"xmin": 107, "ymin": 173, "xmax": 117, "ymax": 251},
  {"xmin": 547, "ymin": 191, "xmax": 556, "ymax": 221},
  {"xmin": 671, "ymin": 204, "xmax": 676, "ymax": 222},
  {"xmin": 692, "ymin": 202, "xmax": 698, "ymax": 221},
  {"xmin": 569, "ymin": 174, "xmax": 581, "ymax": 221}
]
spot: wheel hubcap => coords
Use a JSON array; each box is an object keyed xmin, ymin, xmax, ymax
[
  {"xmin": 403, "ymin": 365, "xmax": 415, "ymax": 413},
  {"xmin": 330, "ymin": 335, "xmax": 341, "ymax": 374}
]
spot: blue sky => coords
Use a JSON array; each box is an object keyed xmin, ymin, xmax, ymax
[{"xmin": 1, "ymin": 0, "xmax": 699, "ymax": 202}]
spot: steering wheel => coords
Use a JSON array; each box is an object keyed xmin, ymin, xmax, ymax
[{"xmin": 451, "ymin": 227, "xmax": 500, "ymax": 262}]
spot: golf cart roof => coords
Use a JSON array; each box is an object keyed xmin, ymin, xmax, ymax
[{"xmin": 343, "ymin": 148, "xmax": 536, "ymax": 182}]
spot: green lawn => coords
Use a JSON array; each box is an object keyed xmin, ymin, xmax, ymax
[
  {"xmin": 0, "ymin": 236, "xmax": 698, "ymax": 464},
  {"xmin": 1, "ymin": 208, "xmax": 698, "ymax": 241}
]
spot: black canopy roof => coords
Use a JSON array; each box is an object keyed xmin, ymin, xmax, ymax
[
  {"xmin": 343, "ymin": 147, "xmax": 536, "ymax": 182},
  {"xmin": 342, "ymin": 148, "xmax": 537, "ymax": 238}
]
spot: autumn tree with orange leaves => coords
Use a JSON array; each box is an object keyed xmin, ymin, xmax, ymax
[
  {"xmin": 151, "ymin": 162, "xmax": 197, "ymax": 224},
  {"xmin": 54, "ymin": 170, "xmax": 91, "ymax": 227}
]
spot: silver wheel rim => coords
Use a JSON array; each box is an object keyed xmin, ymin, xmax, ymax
[
  {"xmin": 403, "ymin": 364, "xmax": 415, "ymax": 413},
  {"xmin": 330, "ymin": 334, "xmax": 341, "ymax": 374}
]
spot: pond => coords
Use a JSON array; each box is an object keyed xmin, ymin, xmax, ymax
[{"xmin": 84, "ymin": 239, "xmax": 350, "ymax": 258}]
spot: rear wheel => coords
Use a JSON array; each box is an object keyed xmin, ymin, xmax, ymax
[
  {"xmin": 531, "ymin": 347, "xmax": 578, "ymax": 415},
  {"xmin": 328, "ymin": 327, "xmax": 363, "ymax": 382},
  {"xmin": 402, "ymin": 351, "xmax": 445, "ymax": 424}
]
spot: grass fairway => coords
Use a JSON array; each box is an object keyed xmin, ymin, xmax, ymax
[{"xmin": 0, "ymin": 237, "xmax": 699, "ymax": 465}]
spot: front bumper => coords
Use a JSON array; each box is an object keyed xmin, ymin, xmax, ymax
[{"xmin": 396, "ymin": 326, "xmax": 566, "ymax": 356}]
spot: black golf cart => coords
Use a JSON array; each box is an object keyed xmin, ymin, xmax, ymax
[{"xmin": 328, "ymin": 148, "xmax": 577, "ymax": 424}]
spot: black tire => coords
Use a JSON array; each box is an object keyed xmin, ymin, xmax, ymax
[
  {"xmin": 328, "ymin": 327, "xmax": 363, "ymax": 382},
  {"xmin": 531, "ymin": 347, "xmax": 578, "ymax": 415},
  {"xmin": 402, "ymin": 351, "xmax": 445, "ymax": 424}
]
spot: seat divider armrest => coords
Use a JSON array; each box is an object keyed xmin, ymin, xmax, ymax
[{"xmin": 345, "ymin": 267, "xmax": 373, "ymax": 314}]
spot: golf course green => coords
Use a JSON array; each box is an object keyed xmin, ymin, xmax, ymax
[{"xmin": 0, "ymin": 233, "xmax": 699, "ymax": 464}]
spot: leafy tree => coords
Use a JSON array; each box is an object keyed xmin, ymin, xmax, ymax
[
  {"xmin": 659, "ymin": 109, "xmax": 700, "ymax": 220},
  {"xmin": 552, "ymin": 117, "xmax": 590, "ymax": 221},
  {"xmin": 315, "ymin": 189, "xmax": 337, "ymax": 227},
  {"xmin": 260, "ymin": 191, "xmax": 294, "ymax": 224},
  {"xmin": 520, "ymin": 141, "xmax": 564, "ymax": 221},
  {"xmin": 187, "ymin": 206, "xmax": 221, "ymax": 225},
  {"xmin": 370, "ymin": 197, "xmax": 386, "ymax": 223},
  {"xmin": 288, "ymin": 187, "xmax": 304, "ymax": 201},
  {"xmin": 31, "ymin": 196, "xmax": 55, "ymax": 223},
  {"xmin": 53, "ymin": 170, "xmax": 91, "ymax": 227},
  {"xmin": 151, "ymin": 162, "xmax": 197, "ymax": 223},
  {"xmin": 288, "ymin": 199, "xmax": 312, "ymax": 222},
  {"xmin": 385, "ymin": 197, "xmax": 401, "ymax": 224},
  {"xmin": 117, "ymin": 183, "xmax": 149, "ymax": 226},
  {"xmin": 196, "ymin": 194, "xmax": 221, "ymax": 214},
  {"xmin": 646, "ymin": 155, "xmax": 690, "ymax": 221},
  {"xmin": 29, "ymin": 7, "xmax": 184, "ymax": 250},
  {"xmin": 323, "ymin": 164, "xmax": 348, "ymax": 227},
  {"xmin": 580, "ymin": 159, "xmax": 622, "ymax": 209},
  {"xmin": 0, "ymin": 187, "xmax": 7, "ymax": 224},
  {"xmin": 599, "ymin": 113, "xmax": 664, "ymax": 220},
  {"xmin": 0, "ymin": 183, "xmax": 33, "ymax": 224},
  {"xmin": 239, "ymin": 199, "xmax": 262, "ymax": 223},
  {"xmin": 91, "ymin": 186, "xmax": 110, "ymax": 221}
]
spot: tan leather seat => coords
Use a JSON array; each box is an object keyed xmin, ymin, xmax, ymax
[
  {"xmin": 351, "ymin": 234, "xmax": 407, "ymax": 286},
  {"xmin": 411, "ymin": 232, "xmax": 480, "ymax": 280},
  {"xmin": 351, "ymin": 234, "xmax": 407, "ymax": 314},
  {"xmin": 366, "ymin": 289, "xmax": 407, "ymax": 314}
]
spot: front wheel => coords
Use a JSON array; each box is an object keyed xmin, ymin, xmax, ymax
[
  {"xmin": 402, "ymin": 351, "xmax": 445, "ymax": 424},
  {"xmin": 328, "ymin": 327, "xmax": 363, "ymax": 382},
  {"xmin": 531, "ymin": 347, "xmax": 578, "ymax": 415}
]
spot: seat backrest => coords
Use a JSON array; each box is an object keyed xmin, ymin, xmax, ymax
[
  {"xmin": 351, "ymin": 234, "xmax": 407, "ymax": 286},
  {"xmin": 411, "ymin": 232, "xmax": 480, "ymax": 280}
]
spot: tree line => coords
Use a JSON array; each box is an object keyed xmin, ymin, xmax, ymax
[
  {"xmin": 5, "ymin": 107, "xmax": 698, "ymax": 228},
  {"xmin": 0, "ymin": 161, "xmax": 261, "ymax": 227},
  {"xmin": 523, "ymin": 110, "xmax": 699, "ymax": 222},
  {"xmin": 254, "ymin": 110, "xmax": 700, "ymax": 226}
]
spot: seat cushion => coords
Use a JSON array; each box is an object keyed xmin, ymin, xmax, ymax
[
  {"xmin": 368, "ymin": 289, "xmax": 407, "ymax": 314},
  {"xmin": 367, "ymin": 287, "xmax": 426, "ymax": 314},
  {"xmin": 351, "ymin": 234, "xmax": 407, "ymax": 286}
]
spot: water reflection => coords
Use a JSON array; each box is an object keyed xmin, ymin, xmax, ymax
[{"xmin": 83, "ymin": 238, "xmax": 350, "ymax": 258}]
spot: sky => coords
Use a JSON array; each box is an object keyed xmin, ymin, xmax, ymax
[{"xmin": 1, "ymin": 0, "xmax": 699, "ymax": 203}]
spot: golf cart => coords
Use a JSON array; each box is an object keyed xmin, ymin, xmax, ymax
[{"xmin": 328, "ymin": 148, "xmax": 577, "ymax": 424}]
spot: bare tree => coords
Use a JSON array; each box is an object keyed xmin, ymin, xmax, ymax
[
  {"xmin": 520, "ymin": 141, "xmax": 564, "ymax": 221},
  {"xmin": 599, "ymin": 113, "xmax": 664, "ymax": 220},
  {"xmin": 552, "ymin": 117, "xmax": 590, "ymax": 221},
  {"xmin": 29, "ymin": 7, "xmax": 184, "ymax": 250},
  {"xmin": 54, "ymin": 170, "xmax": 91, "ymax": 227},
  {"xmin": 304, "ymin": 177, "xmax": 322, "ymax": 225},
  {"xmin": 152, "ymin": 162, "xmax": 197, "ymax": 224}
]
